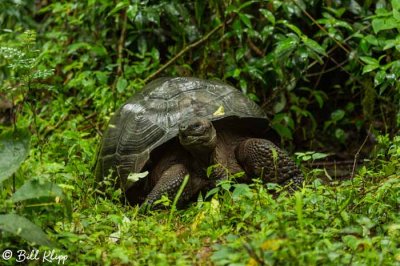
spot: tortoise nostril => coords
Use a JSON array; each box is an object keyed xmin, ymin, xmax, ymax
[{"xmin": 180, "ymin": 124, "xmax": 188, "ymax": 131}]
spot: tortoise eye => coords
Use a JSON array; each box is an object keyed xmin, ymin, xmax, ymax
[{"xmin": 193, "ymin": 123, "xmax": 202, "ymax": 129}]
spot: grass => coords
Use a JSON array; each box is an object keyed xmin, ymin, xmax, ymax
[{"xmin": 59, "ymin": 171, "xmax": 400, "ymax": 265}]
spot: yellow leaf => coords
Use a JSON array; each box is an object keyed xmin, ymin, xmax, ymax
[
  {"xmin": 191, "ymin": 211, "xmax": 205, "ymax": 231},
  {"xmin": 210, "ymin": 198, "xmax": 220, "ymax": 217},
  {"xmin": 213, "ymin": 106, "xmax": 225, "ymax": 116},
  {"xmin": 246, "ymin": 258, "xmax": 258, "ymax": 266},
  {"xmin": 261, "ymin": 239, "xmax": 285, "ymax": 251}
]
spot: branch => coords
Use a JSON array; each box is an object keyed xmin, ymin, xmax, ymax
[
  {"xmin": 144, "ymin": 18, "xmax": 233, "ymax": 84},
  {"xmin": 292, "ymin": 0, "xmax": 351, "ymax": 55},
  {"xmin": 116, "ymin": 10, "xmax": 128, "ymax": 78},
  {"xmin": 111, "ymin": 9, "xmax": 128, "ymax": 95},
  {"xmin": 351, "ymin": 126, "xmax": 372, "ymax": 179},
  {"xmin": 247, "ymin": 38, "xmax": 263, "ymax": 57}
]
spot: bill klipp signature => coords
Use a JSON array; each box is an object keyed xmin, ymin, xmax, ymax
[{"xmin": 2, "ymin": 249, "xmax": 68, "ymax": 264}]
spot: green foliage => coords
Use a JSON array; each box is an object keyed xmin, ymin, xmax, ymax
[
  {"xmin": 0, "ymin": 31, "xmax": 67, "ymax": 250},
  {"xmin": 0, "ymin": 214, "xmax": 53, "ymax": 247},
  {"xmin": 0, "ymin": 30, "xmax": 54, "ymax": 93},
  {"xmin": 0, "ymin": 0, "xmax": 399, "ymax": 265},
  {"xmin": 0, "ymin": 128, "xmax": 30, "ymax": 183},
  {"xmin": 295, "ymin": 151, "xmax": 330, "ymax": 162},
  {"xmin": 0, "ymin": 0, "xmax": 36, "ymax": 30},
  {"xmin": 24, "ymin": 145, "xmax": 397, "ymax": 265}
]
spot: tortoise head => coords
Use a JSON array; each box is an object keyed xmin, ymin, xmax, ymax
[{"xmin": 178, "ymin": 118, "xmax": 217, "ymax": 154}]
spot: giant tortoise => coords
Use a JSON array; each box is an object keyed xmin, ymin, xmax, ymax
[{"xmin": 95, "ymin": 77, "xmax": 303, "ymax": 207}]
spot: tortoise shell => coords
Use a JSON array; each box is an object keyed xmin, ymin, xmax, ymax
[{"xmin": 95, "ymin": 77, "xmax": 268, "ymax": 189}]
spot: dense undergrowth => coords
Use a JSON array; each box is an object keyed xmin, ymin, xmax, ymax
[
  {"xmin": 1, "ymin": 132, "xmax": 400, "ymax": 265},
  {"xmin": 1, "ymin": 0, "xmax": 400, "ymax": 265}
]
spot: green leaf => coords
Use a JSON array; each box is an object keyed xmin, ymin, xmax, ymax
[
  {"xmin": 364, "ymin": 35, "xmax": 379, "ymax": 46},
  {"xmin": 331, "ymin": 109, "xmax": 345, "ymax": 122},
  {"xmin": 295, "ymin": 192, "xmax": 304, "ymax": 229},
  {"xmin": 393, "ymin": 0, "xmax": 400, "ymax": 20},
  {"xmin": 0, "ymin": 214, "xmax": 54, "ymax": 247},
  {"xmin": 127, "ymin": 4, "xmax": 138, "ymax": 21},
  {"xmin": 303, "ymin": 37, "xmax": 326, "ymax": 55},
  {"xmin": 232, "ymin": 184, "xmax": 252, "ymax": 201},
  {"xmin": 279, "ymin": 20, "xmax": 302, "ymax": 36},
  {"xmin": 362, "ymin": 64, "xmax": 380, "ymax": 74},
  {"xmin": 274, "ymin": 35, "xmax": 299, "ymax": 57},
  {"xmin": 205, "ymin": 187, "xmax": 219, "ymax": 199},
  {"xmin": 195, "ymin": 0, "xmax": 206, "ymax": 25},
  {"xmin": 383, "ymin": 36, "xmax": 400, "ymax": 50},
  {"xmin": 116, "ymin": 77, "xmax": 128, "ymax": 93},
  {"xmin": 10, "ymin": 179, "xmax": 64, "ymax": 202},
  {"xmin": 260, "ymin": 9, "xmax": 275, "ymax": 25},
  {"xmin": 108, "ymin": 1, "xmax": 129, "ymax": 17},
  {"xmin": 0, "ymin": 129, "xmax": 31, "ymax": 183},
  {"xmin": 221, "ymin": 182, "xmax": 231, "ymax": 191},
  {"xmin": 342, "ymin": 235, "xmax": 360, "ymax": 250},
  {"xmin": 238, "ymin": 0, "xmax": 257, "ymax": 11},
  {"xmin": 311, "ymin": 152, "xmax": 329, "ymax": 160},
  {"xmin": 372, "ymin": 17, "xmax": 399, "ymax": 34},
  {"xmin": 360, "ymin": 56, "xmax": 380, "ymax": 74},
  {"xmin": 312, "ymin": 91, "xmax": 327, "ymax": 108},
  {"xmin": 374, "ymin": 70, "xmax": 386, "ymax": 86},
  {"xmin": 235, "ymin": 47, "xmax": 246, "ymax": 61},
  {"xmin": 239, "ymin": 13, "xmax": 252, "ymax": 29},
  {"xmin": 349, "ymin": 0, "xmax": 362, "ymax": 15},
  {"xmin": 272, "ymin": 124, "xmax": 293, "ymax": 139},
  {"xmin": 239, "ymin": 79, "xmax": 247, "ymax": 94},
  {"xmin": 335, "ymin": 128, "xmax": 345, "ymax": 142},
  {"xmin": 360, "ymin": 56, "xmax": 379, "ymax": 65}
]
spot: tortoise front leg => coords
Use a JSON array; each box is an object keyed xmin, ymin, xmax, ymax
[
  {"xmin": 142, "ymin": 164, "xmax": 210, "ymax": 208},
  {"xmin": 142, "ymin": 164, "xmax": 189, "ymax": 208},
  {"xmin": 235, "ymin": 138, "xmax": 303, "ymax": 189}
]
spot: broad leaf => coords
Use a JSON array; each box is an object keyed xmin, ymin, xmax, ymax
[
  {"xmin": 260, "ymin": 9, "xmax": 275, "ymax": 25},
  {"xmin": 239, "ymin": 13, "xmax": 252, "ymax": 29},
  {"xmin": 10, "ymin": 179, "xmax": 64, "ymax": 202},
  {"xmin": 116, "ymin": 77, "xmax": 128, "ymax": 93},
  {"xmin": 311, "ymin": 152, "xmax": 329, "ymax": 160},
  {"xmin": 232, "ymin": 184, "xmax": 252, "ymax": 201},
  {"xmin": 274, "ymin": 35, "xmax": 299, "ymax": 58},
  {"xmin": 331, "ymin": 109, "xmax": 345, "ymax": 122},
  {"xmin": 0, "ymin": 214, "xmax": 54, "ymax": 247},
  {"xmin": 362, "ymin": 64, "xmax": 380, "ymax": 74},
  {"xmin": 127, "ymin": 171, "xmax": 149, "ymax": 183},
  {"xmin": 372, "ymin": 17, "xmax": 399, "ymax": 34},
  {"xmin": 393, "ymin": 0, "xmax": 400, "ymax": 20},
  {"xmin": 360, "ymin": 56, "xmax": 379, "ymax": 65},
  {"xmin": 303, "ymin": 37, "xmax": 326, "ymax": 55},
  {"xmin": 0, "ymin": 128, "xmax": 31, "ymax": 183},
  {"xmin": 272, "ymin": 124, "xmax": 293, "ymax": 139},
  {"xmin": 374, "ymin": 70, "xmax": 386, "ymax": 86}
]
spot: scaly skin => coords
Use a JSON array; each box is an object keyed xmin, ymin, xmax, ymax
[{"xmin": 235, "ymin": 138, "xmax": 303, "ymax": 189}]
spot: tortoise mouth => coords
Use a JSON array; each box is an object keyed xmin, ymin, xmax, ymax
[
  {"xmin": 179, "ymin": 127, "xmax": 208, "ymax": 137},
  {"xmin": 179, "ymin": 134, "xmax": 213, "ymax": 146}
]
